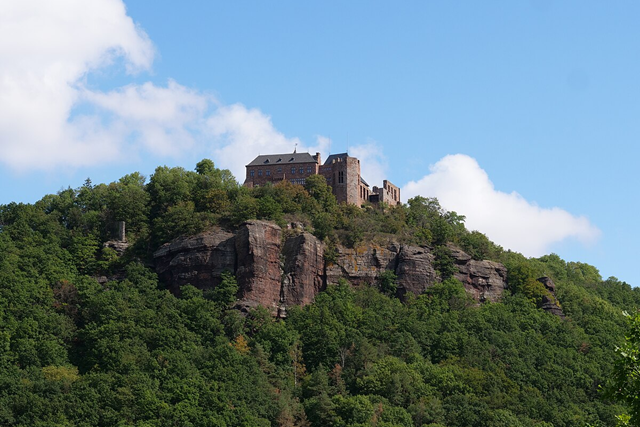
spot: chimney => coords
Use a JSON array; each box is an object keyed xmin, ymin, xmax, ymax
[{"xmin": 315, "ymin": 152, "xmax": 321, "ymax": 165}]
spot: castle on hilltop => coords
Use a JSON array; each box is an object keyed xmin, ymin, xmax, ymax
[{"xmin": 244, "ymin": 151, "xmax": 400, "ymax": 207}]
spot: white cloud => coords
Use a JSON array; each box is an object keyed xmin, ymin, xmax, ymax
[
  {"xmin": 85, "ymin": 80, "xmax": 210, "ymax": 157},
  {"xmin": 0, "ymin": 0, "xmax": 206, "ymax": 170},
  {"xmin": 349, "ymin": 140, "xmax": 388, "ymax": 188},
  {"xmin": 0, "ymin": 0, "xmax": 383, "ymax": 184},
  {"xmin": 206, "ymin": 104, "xmax": 389, "ymax": 184},
  {"xmin": 402, "ymin": 154, "xmax": 601, "ymax": 256},
  {"xmin": 208, "ymin": 103, "xmax": 331, "ymax": 180}
]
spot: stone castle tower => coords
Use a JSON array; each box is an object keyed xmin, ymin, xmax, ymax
[{"xmin": 244, "ymin": 151, "xmax": 400, "ymax": 207}]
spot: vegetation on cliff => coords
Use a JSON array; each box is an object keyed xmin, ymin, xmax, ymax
[{"xmin": 0, "ymin": 159, "xmax": 638, "ymax": 426}]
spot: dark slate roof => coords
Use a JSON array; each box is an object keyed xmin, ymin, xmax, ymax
[
  {"xmin": 360, "ymin": 176, "xmax": 369, "ymax": 187},
  {"xmin": 323, "ymin": 153, "xmax": 349, "ymax": 165},
  {"xmin": 246, "ymin": 152, "xmax": 318, "ymax": 167}
]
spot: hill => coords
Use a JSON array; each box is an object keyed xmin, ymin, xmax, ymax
[{"xmin": 0, "ymin": 159, "xmax": 637, "ymax": 426}]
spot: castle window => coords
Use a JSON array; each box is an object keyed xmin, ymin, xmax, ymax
[
  {"xmin": 338, "ymin": 171, "xmax": 344, "ymax": 184},
  {"xmin": 291, "ymin": 167, "xmax": 296, "ymax": 174},
  {"xmin": 258, "ymin": 170, "xmax": 262, "ymax": 176},
  {"xmin": 307, "ymin": 166, "xmax": 312, "ymax": 173},
  {"xmin": 277, "ymin": 167, "xmax": 282, "ymax": 173},
  {"xmin": 250, "ymin": 170, "xmax": 255, "ymax": 177},
  {"xmin": 299, "ymin": 167, "xmax": 304, "ymax": 174},
  {"xmin": 266, "ymin": 170, "xmax": 271, "ymax": 176}
]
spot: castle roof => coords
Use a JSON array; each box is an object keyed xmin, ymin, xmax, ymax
[
  {"xmin": 323, "ymin": 153, "xmax": 349, "ymax": 165},
  {"xmin": 246, "ymin": 152, "xmax": 318, "ymax": 167}
]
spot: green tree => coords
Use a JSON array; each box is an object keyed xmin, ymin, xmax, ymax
[
  {"xmin": 377, "ymin": 270, "xmax": 398, "ymax": 297},
  {"xmin": 210, "ymin": 271, "xmax": 239, "ymax": 308},
  {"xmin": 609, "ymin": 311, "xmax": 640, "ymax": 426},
  {"xmin": 507, "ymin": 262, "xmax": 550, "ymax": 305}
]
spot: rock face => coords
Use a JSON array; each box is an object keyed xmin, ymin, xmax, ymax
[
  {"xmin": 282, "ymin": 232, "xmax": 325, "ymax": 308},
  {"xmin": 537, "ymin": 277, "xmax": 565, "ymax": 318},
  {"xmin": 104, "ymin": 240, "xmax": 129, "ymax": 256},
  {"xmin": 448, "ymin": 246, "xmax": 508, "ymax": 303},
  {"xmin": 154, "ymin": 221, "xmax": 511, "ymax": 315},
  {"xmin": 396, "ymin": 245, "xmax": 438, "ymax": 299},
  {"xmin": 154, "ymin": 228, "xmax": 236, "ymax": 294},
  {"xmin": 234, "ymin": 221, "xmax": 283, "ymax": 313},
  {"xmin": 537, "ymin": 276, "xmax": 556, "ymax": 293},
  {"xmin": 325, "ymin": 243, "xmax": 399, "ymax": 286}
]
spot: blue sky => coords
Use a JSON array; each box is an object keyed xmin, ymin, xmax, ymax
[{"xmin": 1, "ymin": 1, "xmax": 638, "ymax": 285}]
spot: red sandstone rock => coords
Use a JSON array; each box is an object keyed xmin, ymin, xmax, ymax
[
  {"xmin": 154, "ymin": 222, "xmax": 512, "ymax": 314},
  {"xmin": 153, "ymin": 228, "xmax": 236, "ymax": 295},
  {"xmin": 281, "ymin": 232, "xmax": 325, "ymax": 308},
  {"xmin": 325, "ymin": 242, "xmax": 399, "ymax": 286},
  {"xmin": 448, "ymin": 245, "xmax": 508, "ymax": 302},
  {"xmin": 396, "ymin": 245, "xmax": 438, "ymax": 299},
  {"xmin": 234, "ymin": 220, "xmax": 283, "ymax": 313}
]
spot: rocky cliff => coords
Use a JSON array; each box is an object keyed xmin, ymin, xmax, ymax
[
  {"xmin": 153, "ymin": 220, "xmax": 511, "ymax": 315},
  {"xmin": 154, "ymin": 228, "xmax": 236, "ymax": 295},
  {"xmin": 448, "ymin": 245, "xmax": 508, "ymax": 303},
  {"xmin": 537, "ymin": 276, "xmax": 565, "ymax": 317}
]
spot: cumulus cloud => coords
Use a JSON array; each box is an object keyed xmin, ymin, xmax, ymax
[
  {"xmin": 402, "ymin": 154, "xmax": 601, "ymax": 256},
  {"xmin": 208, "ymin": 104, "xmax": 331, "ymax": 179},
  {"xmin": 85, "ymin": 80, "xmax": 210, "ymax": 157},
  {"xmin": 0, "ymin": 0, "xmax": 383, "ymax": 183},
  {"xmin": 206, "ymin": 104, "xmax": 389, "ymax": 183},
  {"xmin": 349, "ymin": 140, "xmax": 388, "ymax": 187},
  {"xmin": 0, "ymin": 0, "xmax": 209, "ymax": 170}
]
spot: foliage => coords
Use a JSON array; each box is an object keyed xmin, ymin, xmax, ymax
[
  {"xmin": 377, "ymin": 270, "xmax": 398, "ymax": 297},
  {"xmin": 0, "ymin": 158, "xmax": 635, "ymax": 426},
  {"xmin": 209, "ymin": 270, "xmax": 239, "ymax": 308},
  {"xmin": 608, "ymin": 311, "xmax": 640, "ymax": 426}
]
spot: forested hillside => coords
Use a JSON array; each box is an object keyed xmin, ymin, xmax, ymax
[{"xmin": 0, "ymin": 159, "xmax": 637, "ymax": 426}]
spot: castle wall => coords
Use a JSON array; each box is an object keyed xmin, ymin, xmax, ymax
[
  {"xmin": 244, "ymin": 151, "xmax": 398, "ymax": 208},
  {"xmin": 359, "ymin": 182, "xmax": 371, "ymax": 206},
  {"xmin": 245, "ymin": 153, "xmax": 321, "ymax": 187},
  {"xmin": 319, "ymin": 155, "xmax": 362, "ymax": 206},
  {"xmin": 372, "ymin": 180, "xmax": 401, "ymax": 206}
]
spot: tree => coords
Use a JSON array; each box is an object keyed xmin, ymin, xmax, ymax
[
  {"xmin": 377, "ymin": 270, "xmax": 398, "ymax": 297},
  {"xmin": 210, "ymin": 271, "xmax": 239, "ymax": 308},
  {"xmin": 195, "ymin": 159, "xmax": 215, "ymax": 176},
  {"xmin": 609, "ymin": 311, "xmax": 640, "ymax": 426},
  {"xmin": 304, "ymin": 175, "xmax": 337, "ymax": 213}
]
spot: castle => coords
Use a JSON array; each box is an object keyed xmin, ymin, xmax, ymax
[{"xmin": 244, "ymin": 151, "xmax": 401, "ymax": 207}]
